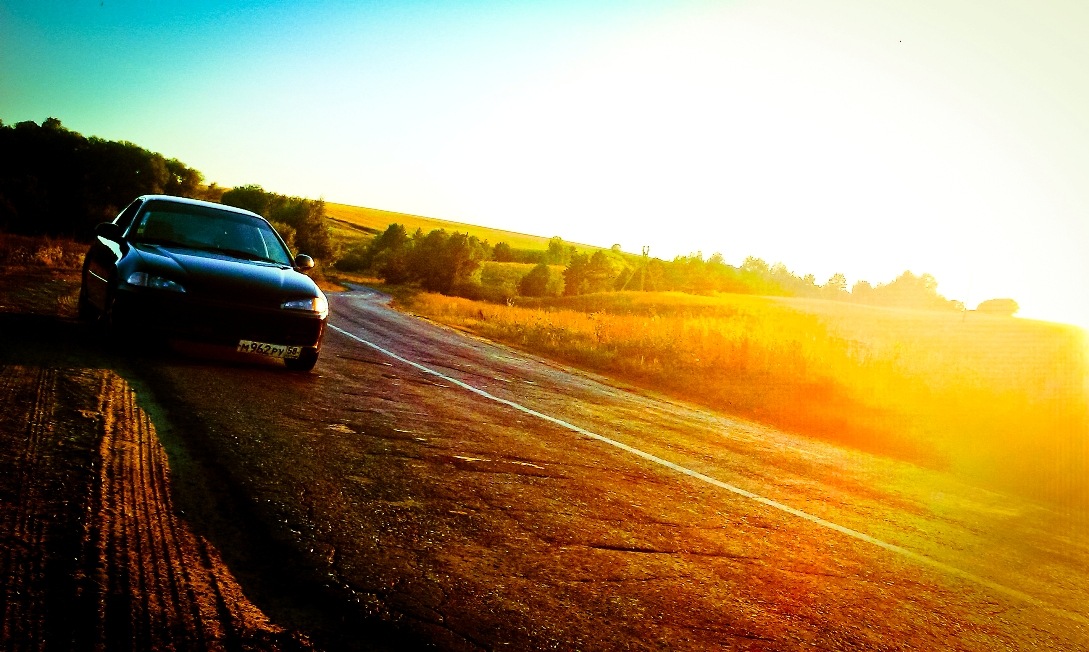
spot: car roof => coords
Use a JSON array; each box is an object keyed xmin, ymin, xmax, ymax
[{"xmin": 138, "ymin": 195, "xmax": 265, "ymax": 220}]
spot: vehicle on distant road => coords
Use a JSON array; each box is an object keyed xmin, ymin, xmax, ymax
[{"xmin": 79, "ymin": 194, "xmax": 327, "ymax": 371}]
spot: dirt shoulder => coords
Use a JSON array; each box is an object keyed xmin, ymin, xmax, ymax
[{"xmin": 0, "ymin": 268, "xmax": 310, "ymax": 650}]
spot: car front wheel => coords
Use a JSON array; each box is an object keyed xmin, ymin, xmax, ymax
[{"xmin": 77, "ymin": 285, "xmax": 96, "ymax": 323}]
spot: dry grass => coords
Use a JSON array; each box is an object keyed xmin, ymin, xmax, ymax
[
  {"xmin": 399, "ymin": 290, "xmax": 1089, "ymax": 507},
  {"xmin": 0, "ymin": 233, "xmax": 86, "ymax": 270},
  {"xmin": 0, "ymin": 234, "xmax": 86, "ymax": 317}
]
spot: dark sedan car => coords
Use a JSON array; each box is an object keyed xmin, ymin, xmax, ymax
[{"xmin": 79, "ymin": 195, "xmax": 328, "ymax": 371}]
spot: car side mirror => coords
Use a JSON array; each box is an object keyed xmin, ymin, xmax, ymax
[
  {"xmin": 94, "ymin": 222, "xmax": 123, "ymax": 241},
  {"xmin": 294, "ymin": 254, "xmax": 316, "ymax": 270}
]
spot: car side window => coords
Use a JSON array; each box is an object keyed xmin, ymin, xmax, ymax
[
  {"xmin": 115, "ymin": 199, "xmax": 144, "ymax": 235},
  {"xmin": 134, "ymin": 211, "xmax": 181, "ymax": 243},
  {"xmin": 257, "ymin": 226, "xmax": 291, "ymax": 263}
]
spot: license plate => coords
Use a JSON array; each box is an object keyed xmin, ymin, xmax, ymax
[{"xmin": 237, "ymin": 340, "xmax": 302, "ymax": 359}]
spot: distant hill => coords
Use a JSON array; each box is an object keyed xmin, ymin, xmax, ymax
[{"xmin": 325, "ymin": 202, "xmax": 601, "ymax": 253}]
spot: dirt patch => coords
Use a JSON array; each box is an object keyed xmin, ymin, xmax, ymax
[{"xmin": 0, "ymin": 363, "xmax": 310, "ymax": 650}]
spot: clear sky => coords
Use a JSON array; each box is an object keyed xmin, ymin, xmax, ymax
[{"xmin": 3, "ymin": 0, "xmax": 1087, "ymax": 328}]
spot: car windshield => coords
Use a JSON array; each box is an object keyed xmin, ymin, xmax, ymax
[{"xmin": 130, "ymin": 203, "xmax": 293, "ymax": 266}]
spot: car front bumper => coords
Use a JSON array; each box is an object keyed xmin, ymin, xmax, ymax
[{"xmin": 112, "ymin": 287, "xmax": 326, "ymax": 350}]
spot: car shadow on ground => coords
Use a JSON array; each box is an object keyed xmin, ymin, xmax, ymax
[
  {"xmin": 0, "ymin": 311, "xmax": 114, "ymax": 367},
  {"xmin": 0, "ymin": 310, "xmax": 305, "ymax": 373},
  {"xmin": 0, "ymin": 309, "xmax": 385, "ymax": 651}
]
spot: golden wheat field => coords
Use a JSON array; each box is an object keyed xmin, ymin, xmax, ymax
[
  {"xmin": 400, "ymin": 289, "xmax": 1089, "ymax": 508},
  {"xmin": 325, "ymin": 202, "xmax": 586, "ymax": 251}
]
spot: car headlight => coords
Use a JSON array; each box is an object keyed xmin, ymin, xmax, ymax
[
  {"xmin": 281, "ymin": 295, "xmax": 328, "ymax": 316},
  {"xmin": 126, "ymin": 272, "xmax": 186, "ymax": 293}
]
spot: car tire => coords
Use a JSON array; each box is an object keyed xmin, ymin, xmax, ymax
[
  {"xmin": 101, "ymin": 289, "xmax": 119, "ymax": 335},
  {"xmin": 77, "ymin": 285, "xmax": 96, "ymax": 323},
  {"xmin": 284, "ymin": 350, "xmax": 319, "ymax": 372}
]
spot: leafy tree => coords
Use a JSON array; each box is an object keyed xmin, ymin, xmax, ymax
[
  {"xmin": 851, "ymin": 280, "xmax": 874, "ymax": 302},
  {"xmin": 519, "ymin": 262, "xmax": 554, "ymax": 297},
  {"xmin": 362, "ymin": 226, "xmax": 491, "ymax": 295},
  {"xmin": 373, "ymin": 244, "xmax": 413, "ymax": 284},
  {"xmin": 676, "ymin": 254, "xmax": 718, "ymax": 294},
  {"xmin": 563, "ymin": 253, "xmax": 591, "ymax": 296},
  {"xmin": 372, "ymin": 223, "xmax": 411, "ymax": 252},
  {"xmin": 442, "ymin": 232, "xmax": 489, "ymax": 295},
  {"xmin": 221, "ymin": 186, "xmax": 337, "ymax": 261},
  {"xmin": 643, "ymin": 258, "xmax": 668, "ymax": 292},
  {"xmin": 220, "ymin": 185, "xmax": 269, "ymax": 215},
  {"xmin": 357, "ymin": 223, "xmax": 412, "ymax": 282},
  {"xmin": 740, "ymin": 256, "xmax": 770, "ymax": 276},
  {"xmin": 559, "ymin": 250, "xmax": 625, "ymax": 295},
  {"xmin": 546, "ymin": 236, "xmax": 572, "ymax": 265},
  {"xmin": 493, "ymin": 241, "xmax": 514, "ymax": 262},
  {"xmin": 822, "ymin": 273, "xmax": 848, "ymax": 298},
  {"xmin": 409, "ymin": 229, "xmax": 451, "ymax": 292},
  {"xmin": 406, "ymin": 229, "xmax": 489, "ymax": 295},
  {"xmin": 587, "ymin": 250, "xmax": 624, "ymax": 293},
  {"xmin": 200, "ymin": 183, "xmax": 225, "ymax": 203},
  {"xmin": 84, "ymin": 139, "xmax": 170, "ymax": 210},
  {"xmin": 273, "ymin": 196, "xmax": 337, "ymax": 260},
  {"xmin": 334, "ymin": 240, "xmax": 370, "ymax": 273},
  {"xmin": 164, "ymin": 158, "xmax": 204, "ymax": 197},
  {"xmin": 734, "ymin": 256, "xmax": 783, "ymax": 295}
]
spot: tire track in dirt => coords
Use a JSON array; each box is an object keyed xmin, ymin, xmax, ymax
[
  {"xmin": 0, "ymin": 365, "xmax": 310, "ymax": 650},
  {"xmin": 0, "ymin": 367, "xmax": 58, "ymax": 647}
]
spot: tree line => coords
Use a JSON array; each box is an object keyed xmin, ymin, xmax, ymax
[
  {"xmin": 341, "ymin": 223, "xmax": 491, "ymax": 295},
  {"xmin": 640, "ymin": 252, "xmax": 966, "ymax": 311},
  {"xmin": 0, "ymin": 118, "xmax": 335, "ymax": 261},
  {"xmin": 2, "ymin": 117, "xmax": 986, "ymax": 313},
  {"xmin": 356, "ymin": 223, "xmax": 969, "ymax": 311},
  {"xmin": 0, "ymin": 118, "xmax": 215, "ymax": 238}
]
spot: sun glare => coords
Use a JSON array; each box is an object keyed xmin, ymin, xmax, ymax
[{"xmin": 421, "ymin": 5, "xmax": 1089, "ymax": 330}]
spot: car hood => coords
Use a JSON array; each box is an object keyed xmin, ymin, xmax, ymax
[{"xmin": 131, "ymin": 244, "xmax": 320, "ymax": 304}]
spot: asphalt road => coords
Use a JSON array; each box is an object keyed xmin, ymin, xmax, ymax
[{"xmin": 129, "ymin": 287, "xmax": 1088, "ymax": 651}]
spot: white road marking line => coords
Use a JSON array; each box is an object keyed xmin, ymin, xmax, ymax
[{"xmin": 329, "ymin": 322, "xmax": 1086, "ymax": 624}]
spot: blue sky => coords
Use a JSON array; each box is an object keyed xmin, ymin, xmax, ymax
[{"xmin": 3, "ymin": 0, "xmax": 1088, "ymax": 329}]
